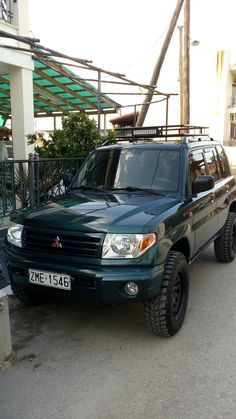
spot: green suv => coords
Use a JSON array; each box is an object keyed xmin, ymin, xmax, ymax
[{"xmin": 2, "ymin": 125, "xmax": 236, "ymax": 336}]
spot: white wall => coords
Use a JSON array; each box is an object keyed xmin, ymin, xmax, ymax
[{"xmin": 0, "ymin": 0, "xmax": 35, "ymax": 159}]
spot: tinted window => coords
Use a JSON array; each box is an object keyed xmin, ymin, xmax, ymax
[
  {"xmin": 216, "ymin": 145, "xmax": 231, "ymax": 178},
  {"xmin": 72, "ymin": 148, "xmax": 180, "ymax": 192},
  {"xmin": 204, "ymin": 147, "xmax": 220, "ymax": 181},
  {"xmin": 189, "ymin": 149, "xmax": 207, "ymax": 183}
]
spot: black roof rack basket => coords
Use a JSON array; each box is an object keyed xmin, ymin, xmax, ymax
[
  {"xmin": 115, "ymin": 125, "xmax": 209, "ymax": 139},
  {"xmin": 102, "ymin": 125, "xmax": 210, "ymax": 146}
]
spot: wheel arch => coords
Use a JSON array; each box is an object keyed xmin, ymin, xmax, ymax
[
  {"xmin": 229, "ymin": 201, "xmax": 236, "ymax": 213},
  {"xmin": 170, "ymin": 237, "xmax": 190, "ymax": 263}
]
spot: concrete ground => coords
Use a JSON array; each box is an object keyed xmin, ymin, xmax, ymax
[{"xmin": 0, "ymin": 245, "xmax": 236, "ymax": 419}]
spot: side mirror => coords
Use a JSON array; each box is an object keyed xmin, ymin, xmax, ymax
[
  {"xmin": 63, "ymin": 173, "xmax": 73, "ymax": 187},
  {"xmin": 192, "ymin": 175, "xmax": 214, "ymax": 195}
]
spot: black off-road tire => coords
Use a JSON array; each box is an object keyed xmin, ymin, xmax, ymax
[
  {"xmin": 144, "ymin": 251, "xmax": 189, "ymax": 337},
  {"xmin": 10, "ymin": 282, "xmax": 49, "ymax": 306},
  {"xmin": 214, "ymin": 212, "xmax": 236, "ymax": 263}
]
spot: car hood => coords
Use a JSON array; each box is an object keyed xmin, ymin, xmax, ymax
[{"xmin": 16, "ymin": 191, "xmax": 180, "ymax": 233}]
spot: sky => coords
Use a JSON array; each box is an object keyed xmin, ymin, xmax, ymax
[
  {"xmin": 28, "ymin": 0, "xmax": 236, "ymax": 73},
  {"xmin": 28, "ymin": 0, "xmax": 236, "ymax": 127}
]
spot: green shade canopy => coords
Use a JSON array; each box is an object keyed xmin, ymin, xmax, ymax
[{"xmin": 0, "ymin": 56, "xmax": 120, "ymax": 119}]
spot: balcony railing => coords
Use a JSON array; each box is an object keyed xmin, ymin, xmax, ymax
[{"xmin": 0, "ymin": 0, "xmax": 14, "ymax": 24}]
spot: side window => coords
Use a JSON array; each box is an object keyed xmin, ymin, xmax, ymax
[
  {"xmin": 215, "ymin": 145, "xmax": 231, "ymax": 178},
  {"xmin": 189, "ymin": 149, "xmax": 207, "ymax": 183},
  {"xmin": 204, "ymin": 147, "xmax": 220, "ymax": 181}
]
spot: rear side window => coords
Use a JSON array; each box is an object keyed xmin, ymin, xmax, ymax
[{"xmin": 216, "ymin": 145, "xmax": 231, "ymax": 178}]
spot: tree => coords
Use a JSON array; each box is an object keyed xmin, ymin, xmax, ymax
[{"xmin": 28, "ymin": 113, "xmax": 114, "ymax": 158}]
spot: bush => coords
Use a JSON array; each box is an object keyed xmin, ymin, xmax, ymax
[{"xmin": 28, "ymin": 113, "xmax": 115, "ymax": 158}]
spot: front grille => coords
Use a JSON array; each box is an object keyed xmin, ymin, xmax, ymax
[{"xmin": 22, "ymin": 226, "xmax": 103, "ymax": 258}]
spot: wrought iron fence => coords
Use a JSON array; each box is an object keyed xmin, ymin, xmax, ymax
[{"xmin": 0, "ymin": 154, "xmax": 84, "ymax": 219}]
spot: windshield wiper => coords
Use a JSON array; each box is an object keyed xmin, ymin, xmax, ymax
[
  {"xmin": 70, "ymin": 185, "xmax": 104, "ymax": 192},
  {"xmin": 70, "ymin": 185, "xmax": 168, "ymax": 196},
  {"xmin": 108, "ymin": 186, "xmax": 167, "ymax": 196}
]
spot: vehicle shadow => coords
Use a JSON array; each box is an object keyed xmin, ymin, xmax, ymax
[{"xmin": 9, "ymin": 292, "xmax": 149, "ymax": 356}]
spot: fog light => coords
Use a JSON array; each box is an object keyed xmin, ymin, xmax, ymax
[{"xmin": 124, "ymin": 282, "xmax": 139, "ymax": 296}]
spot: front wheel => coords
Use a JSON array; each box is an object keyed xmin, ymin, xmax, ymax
[
  {"xmin": 144, "ymin": 251, "xmax": 189, "ymax": 337},
  {"xmin": 214, "ymin": 212, "xmax": 236, "ymax": 263}
]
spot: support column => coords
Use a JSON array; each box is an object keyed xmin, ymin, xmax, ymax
[
  {"xmin": 0, "ymin": 292, "xmax": 16, "ymax": 371},
  {"xmin": 9, "ymin": 66, "xmax": 34, "ymax": 159}
]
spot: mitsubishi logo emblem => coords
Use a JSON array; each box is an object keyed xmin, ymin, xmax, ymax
[{"xmin": 51, "ymin": 236, "xmax": 62, "ymax": 248}]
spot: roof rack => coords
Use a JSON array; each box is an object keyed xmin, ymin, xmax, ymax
[
  {"xmin": 102, "ymin": 125, "xmax": 211, "ymax": 146},
  {"xmin": 115, "ymin": 125, "xmax": 208, "ymax": 138}
]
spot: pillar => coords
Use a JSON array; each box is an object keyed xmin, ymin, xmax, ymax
[
  {"xmin": 0, "ymin": 292, "xmax": 15, "ymax": 371},
  {"xmin": 9, "ymin": 66, "xmax": 34, "ymax": 159}
]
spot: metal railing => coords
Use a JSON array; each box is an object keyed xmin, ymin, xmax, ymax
[
  {"xmin": 0, "ymin": 0, "xmax": 14, "ymax": 24},
  {"xmin": 0, "ymin": 154, "xmax": 84, "ymax": 219}
]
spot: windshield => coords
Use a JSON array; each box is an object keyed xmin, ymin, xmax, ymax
[{"xmin": 71, "ymin": 148, "xmax": 180, "ymax": 192}]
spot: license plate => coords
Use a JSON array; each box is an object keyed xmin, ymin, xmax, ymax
[{"xmin": 29, "ymin": 269, "xmax": 71, "ymax": 290}]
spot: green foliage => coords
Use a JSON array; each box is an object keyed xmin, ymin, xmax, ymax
[
  {"xmin": 13, "ymin": 163, "xmax": 30, "ymax": 207},
  {"xmin": 28, "ymin": 113, "xmax": 116, "ymax": 158}
]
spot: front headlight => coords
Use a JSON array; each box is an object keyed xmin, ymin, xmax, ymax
[
  {"xmin": 7, "ymin": 222, "xmax": 23, "ymax": 248},
  {"xmin": 102, "ymin": 233, "xmax": 156, "ymax": 259}
]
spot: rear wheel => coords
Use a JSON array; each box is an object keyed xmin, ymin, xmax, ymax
[
  {"xmin": 144, "ymin": 251, "xmax": 189, "ymax": 337},
  {"xmin": 214, "ymin": 212, "xmax": 236, "ymax": 263},
  {"xmin": 10, "ymin": 282, "xmax": 49, "ymax": 306}
]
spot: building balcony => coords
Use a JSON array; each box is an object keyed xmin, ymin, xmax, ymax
[
  {"xmin": 228, "ymin": 98, "xmax": 236, "ymax": 110},
  {"xmin": 0, "ymin": 0, "xmax": 16, "ymax": 25},
  {"xmin": 0, "ymin": 0, "xmax": 33, "ymax": 77}
]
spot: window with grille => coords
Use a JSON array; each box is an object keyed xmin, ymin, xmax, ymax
[{"xmin": 230, "ymin": 113, "xmax": 236, "ymax": 139}]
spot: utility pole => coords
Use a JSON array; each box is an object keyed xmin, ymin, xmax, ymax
[
  {"xmin": 182, "ymin": 0, "xmax": 190, "ymax": 126},
  {"xmin": 178, "ymin": 25, "xmax": 184, "ymax": 124},
  {"xmin": 136, "ymin": 0, "xmax": 184, "ymax": 127}
]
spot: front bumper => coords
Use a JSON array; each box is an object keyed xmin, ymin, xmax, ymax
[{"xmin": 1, "ymin": 248, "xmax": 164, "ymax": 303}]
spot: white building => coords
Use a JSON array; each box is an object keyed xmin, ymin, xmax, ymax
[
  {"xmin": 0, "ymin": 0, "xmax": 34, "ymax": 159},
  {"xmin": 187, "ymin": 47, "xmax": 236, "ymax": 168}
]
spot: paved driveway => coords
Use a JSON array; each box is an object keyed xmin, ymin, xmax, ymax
[{"xmin": 0, "ymin": 245, "xmax": 236, "ymax": 419}]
